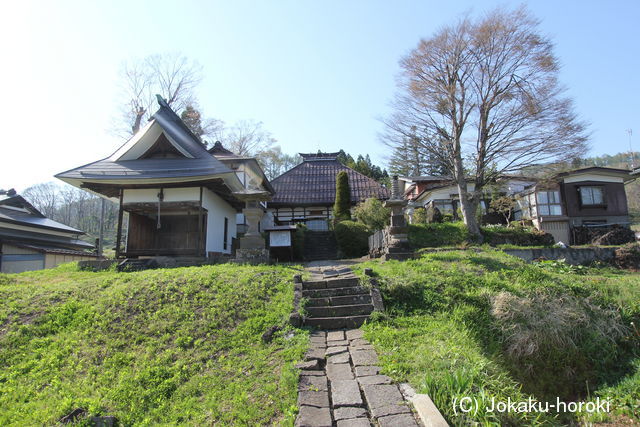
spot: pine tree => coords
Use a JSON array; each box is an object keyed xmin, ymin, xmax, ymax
[{"xmin": 333, "ymin": 171, "xmax": 351, "ymax": 221}]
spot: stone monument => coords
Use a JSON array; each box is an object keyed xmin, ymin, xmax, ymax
[
  {"xmin": 233, "ymin": 190, "xmax": 271, "ymax": 264},
  {"xmin": 382, "ymin": 176, "xmax": 412, "ymax": 259}
]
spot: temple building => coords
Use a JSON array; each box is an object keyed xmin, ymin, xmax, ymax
[
  {"xmin": 56, "ymin": 96, "xmax": 273, "ymax": 259},
  {"xmin": 267, "ymin": 152, "xmax": 389, "ymax": 231}
]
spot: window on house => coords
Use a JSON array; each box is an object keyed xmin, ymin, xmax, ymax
[
  {"xmin": 306, "ymin": 219, "xmax": 329, "ymax": 231},
  {"xmin": 536, "ymin": 191, "xmax": 562, "ymax": 216},
  {"xmin": 431, "ymin": 199, "xmax": 454, "ymax": 214},
  {"xmin": 513, "ymin": 195, "xmax": 531, "ymax": 220},
  {"xmin": 579, "ymin": 186, "xmax": 605, "ymax": 206}
]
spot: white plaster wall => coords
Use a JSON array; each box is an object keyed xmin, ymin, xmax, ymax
[
  {"xmin": 418, "ymin": 180, "xmax": 531, "ymax": 206},
  {"xmin": 505, "ymin": 180, "xmax": 535, "ymax": 194},
  {"xmin": 123, "ymin": 187, "xmax": 200, "ymax": 203},
  {"xmin": 202, "ymin": 188, "xmax": 237, "ymax": 254},
  {"xmin": 419, "ymin": 186, "xmax": 459, "ymax": 204}
]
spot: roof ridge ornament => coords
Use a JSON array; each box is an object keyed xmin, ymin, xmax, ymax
[
  {"xmin": 156, "ymin": 94, "xmax": 170, "ymax": 108},
  {"xmin": 299, "ymin": 152, "xmax": 340, "ymax": 161}
]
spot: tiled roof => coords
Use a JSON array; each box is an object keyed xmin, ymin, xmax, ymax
[
  {"xmin": 269, "ymin": 159, "xmax": 389, "ymax": 207},
  {"xmin": 11, "ymin": 243, "xmax": 97, "ymax": 257}
]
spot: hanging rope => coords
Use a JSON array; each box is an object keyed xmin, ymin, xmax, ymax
[{"xmin": 157, "ymin": 188, "xmax": 164, "ymax": 229}]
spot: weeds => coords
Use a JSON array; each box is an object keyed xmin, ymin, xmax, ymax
[
  {"xmin": 0, "ymin": 263, "xmax": 307, "ymax": 425},
  {"xmin": 358, "ymin": 250, "xmax": 640, "ymax": 425}
]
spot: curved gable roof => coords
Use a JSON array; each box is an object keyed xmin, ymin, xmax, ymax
[{"xmin": 56, "ymin": 97, "xmax": 234, "ymax": 184}]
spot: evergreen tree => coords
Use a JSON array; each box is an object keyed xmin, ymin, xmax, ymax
[
  {"xmin": 333, "ymin": 171, "xmax": 351, "ymax": 221},
  {"xmin": 336, "ymin": 150, "xmax": 389, "ymax": 184},
  {"xmin": 181, "ymin": 105, "xmax": 205, "ymax": 140}
]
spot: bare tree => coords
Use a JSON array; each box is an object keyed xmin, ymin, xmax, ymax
[
  {"xmin": 220, "ymin": 120, "xmax": 276, "ymax": 156},
  {"xmin": 22, "ymin": 182, "xmax": 59, "ymax": 218},
  {"xmin": 117, "ymin": 53, "xmax": 203, "ymax": 135},
  {"xmin": 255, "ymin": 146, "xmax": 302, "ymax": 180},
  {"xmin": 382, "ymin": 7, "xmax": 588, "ymax": 239}
]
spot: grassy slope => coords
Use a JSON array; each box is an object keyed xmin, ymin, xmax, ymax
[
  {"xmin": 354, "ymin": 251, "xmax": 640, "ymax": 425},
  {"xmin": 0, "ymin": 263, "xmax": 307, "ymax": 426}
]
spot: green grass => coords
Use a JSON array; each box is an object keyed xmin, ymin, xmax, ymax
[
  {"xmin": 354, "ymin": 251, "xmax": 640, "ymax": 425},
  {"xmin": 0, "ymin": 263, "xmax": 307, "ymax": 426}
]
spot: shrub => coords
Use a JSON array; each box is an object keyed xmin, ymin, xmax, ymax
[
  {"xmin": 408, "ymin": 222, "xmax": 470, "ymax": 247},
  {"xmin": 353, "ymin": 198, "xmax": 390, "ymax": 231},
  {"xmin": 614, "ymin": 242, "xmax": 640, "ymax": 270},
  {"xmin": 412, "ymin": 208, "xmax": 428, "ymax": 224},
  {"xmin": 333, "ymin": 171, "xmax": 351, "ymax": 221},
  {"xmin": 482, "ymin": 225, "xmax": 554, "ymax": 246},
  {"xmin": 334, "ymin": 220, "xmax": 369, "ymax": 258},
  {"xmin": 489, "ymin": 196, "xmax": 515, "ymax": 224},
  {"xmin": 442, "ymin": 213, "xmax": 454, "ymax": 222},
  {"xmin": 292, "ymin": 224, "xmax": 307, "ymax": 261}
]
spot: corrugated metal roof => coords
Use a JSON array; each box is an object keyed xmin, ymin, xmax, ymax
[
  {"xmin": 0, "ymin": 207, "xmax": 84, "ymax": 234},
  {"xmin": 57, "ymin": 157, "xmax": 232, "ymax": 180},
  {"xmin": 56, "ymin": 99, "xmax": 233, "ymax": 182},
  {"xmin": 269, "ymin": 159, "xmax": 389, "ymax": 207}
]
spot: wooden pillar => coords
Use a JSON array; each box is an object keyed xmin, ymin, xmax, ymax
[
  {"xmin": 115, "ymin": 189, "xmax": 124, "ymax": 258},
  {"xmin": 198, "ymin": 186, "xmax": 204, "ymax": 257}
]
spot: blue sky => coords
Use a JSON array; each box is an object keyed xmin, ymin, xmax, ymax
[{"xmin": 2, "ymin": 0, "xmax": 639, "ymax": 191}]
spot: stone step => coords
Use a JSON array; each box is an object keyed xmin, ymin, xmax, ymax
[
  {"xmin": 304, "ymin": 315, "xmax": 370, "ymax": 330},
  {"xmin": 306, "ymin": 304, "xmax": 374, "ymax": 318},
  {"xmin": 303, "ymin": 231, "xmax": 338, "ymax": 261},
  {"xmin": 302, "ymin": 286, "xmax": 370, "ymax": 298},
  {"xmin": 302, "ymin": 277, "xmax": 360, "ymax": 290},
  {"xmin": 325, "ymin": 277, "xmax": 360, "ymax": 288},
  {"xmin": 306, "ymin": 294, "xmax": 373, "ymax": 307}
]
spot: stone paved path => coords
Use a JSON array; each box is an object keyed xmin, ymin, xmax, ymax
[{"xmin": 295, "ymin": 329, "xmax": 420, "ymax": 426}]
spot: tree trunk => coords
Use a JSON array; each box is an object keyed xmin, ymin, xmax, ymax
[
  {"xmin": 457, "ymin": 183, "xmax": 483, "ymax": 241},
  {"xmin": 132, "ymin": 107, "xmax": 145, "ymax": 135}
]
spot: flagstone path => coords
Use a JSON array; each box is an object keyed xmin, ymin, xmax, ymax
[{"xmin": 295, "ymin": 264, "xmax": 421, "ymax": 427}]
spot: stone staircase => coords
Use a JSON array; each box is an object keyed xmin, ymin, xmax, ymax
[
  {"xmin": 303, "ymin": 231, "xmax": 338, "ymax": 261},
  {"xmin": 302, "ymin": 268, "xmax": 378, "ymax": 329}
]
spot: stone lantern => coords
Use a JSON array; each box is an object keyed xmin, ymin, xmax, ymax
[{"xmin": 382, "ymin": 176, "xmax": 411, "ymax": 257}]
